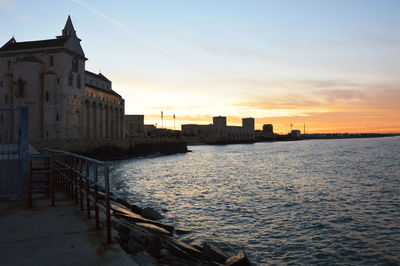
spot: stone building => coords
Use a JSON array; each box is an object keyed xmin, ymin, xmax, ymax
[
  {"xmin": 181, "ymin": 116, "xmax": 255, "ymax": 143},
  {"xmin": 0, "ymin": 16, "xmax": 124, "ymax": 140},
  {"xmin": 263, "ymin": 124, "xmax": 274, "ymax": 134},
  {"xmin": 125, "ymin": 115, "xmax": 145, "ymax": 138}
]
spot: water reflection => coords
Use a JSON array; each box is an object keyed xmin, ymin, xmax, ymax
[{"xmin": 111, "ymin": 137, "xmax": 400, "ymax": 264}]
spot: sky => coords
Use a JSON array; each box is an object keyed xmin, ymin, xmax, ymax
[{"xmin": 1, "ymin": 0, "xmax": 400, "ymax": 133}]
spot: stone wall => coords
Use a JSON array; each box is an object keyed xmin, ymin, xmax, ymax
[{"xmin": 31, "ymin": 138, "xmax": 188, "ymax": 160}]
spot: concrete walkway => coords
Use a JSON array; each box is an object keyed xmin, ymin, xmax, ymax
[{"xmin": 0, "ymin": 192, "xmax": 135, "ymax": 266}]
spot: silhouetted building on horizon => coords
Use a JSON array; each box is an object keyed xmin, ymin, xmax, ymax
[
  {"xmin": 181, "ymin": 116, "xmax": 255, "ymax": 144},
  {"xmin": 263, "ymin": 124, "xmax": 274, "ymax": 134}
]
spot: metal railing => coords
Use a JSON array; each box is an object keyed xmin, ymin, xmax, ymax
[{"xmin": 29, "ymin": 149, "xmax": 112, "ymax": 243}]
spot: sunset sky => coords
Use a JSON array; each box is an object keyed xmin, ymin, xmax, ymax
[{"xmin": 1, "ymin": 0, "xmax": 399, "ymax": 133}]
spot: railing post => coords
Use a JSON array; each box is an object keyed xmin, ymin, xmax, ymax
[
  {"xmin": 80, "ymin": 158, "xmax": 84, "ymax": 211},
  {"xmin": 86, "ymin": 160, "xmax": 90, "ymax": 218},
  {"xmin": 20, "ymin": 106, "xmax": 29, "ymax": 195},
  {"xmin": 28, "ymin": 155, "xmax": 32, "ymax": 208},
  {"xmin": 50, "ymin": 155, "xmax": 55, "ymax": 206},
  {"xmin": 94, "ymin": 163, "xmax": 99, "ymax": 229},
  {"xmin": 104, "ymin": 165, "xmax": 111, "ymax": 244},
  {"xmin": 74, "ymin": 157, "xmax": 78, "ymax": 203}
]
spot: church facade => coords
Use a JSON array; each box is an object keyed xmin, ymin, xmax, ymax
[{"xmin": 0, "ymin": 16, "xmax": 124, "ymax": 140}]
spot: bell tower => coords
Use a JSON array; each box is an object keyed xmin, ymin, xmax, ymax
[{"xmin": 62, "ymin": 15, "xmax": 76, "ymax": 37}]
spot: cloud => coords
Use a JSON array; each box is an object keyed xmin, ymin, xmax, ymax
[
  {"xmin": 191, "ymin": 41, "xmax": 278, "ymax": 63},
  {"xmin": 0, "ymin": 0, "xmax": 16, "ymax": 9},
  {"xmin": 72, "ymin": 0, "xmax": 168, "ymax": 54}
]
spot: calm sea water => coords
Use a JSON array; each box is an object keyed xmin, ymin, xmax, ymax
[{"xmin": 110, "ymin": 137, "xmax": 400, "ymax": 265}]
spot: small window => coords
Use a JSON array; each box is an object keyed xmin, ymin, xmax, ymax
[
  {"xmin": 77, "ymin": 75, "xmax": 81, "ymax": 89},
  {"xmin": 56, "ymin": 113, "xmax": 59, "ymax": 121},
  {"xmin": 5, "ymin": 94, "xmax": 8, "ymax": 104},
  {"xmin": 0, "ymin": 114, "xmax": 3, "ymax": 123},
  {"xmin": 72, "ymin": 57, "xmax": 78, "ymax": 72},
  {"xmin": 46, "ymin": 131, "xmax": 49, "ymax": 138},
  {"xmin": 17, "ymin": 79, "xmax": 25, "ymax": 97},
  {"xmin": 0, "ymin": 80, "xmax": 2, "ymax": 87},
  {"xmin": 7, "ymin": 60, "xmax": 11, "ymax": 70},
  {"xmin": 46, "ymin": 91, "xmax": 49, "ymax": 102},
  {"xmin": 57, "ymin": 78, "xmax": 60, "ymax": 84},
  {"xmin": 50, "ymin": 56, "xmax": 54, "ymax": 66},
  {"xmin": 68, "ymin": 73, "xmax": 73, "ymax": 86}
]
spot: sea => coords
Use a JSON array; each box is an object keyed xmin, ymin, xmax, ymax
[{"xmin": 110, "ymin": 136, "xmax": 400, "ymax": 265}]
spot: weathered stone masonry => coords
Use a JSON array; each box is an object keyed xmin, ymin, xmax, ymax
[{"xmin": 0, "ymin": 16, "xmax": 124, "ymax": 141}]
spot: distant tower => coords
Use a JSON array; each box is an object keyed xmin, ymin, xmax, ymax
[
  {"xmin": 213, "ymin": 116, "xmax": 227, "ymax": 128},
  {"xmin": 263, "ymin": 124, "xmax": 274, "ymax": 134},
  {"xmin": 62, "ymin": 15, "xmax": 76, "ymax": 37},
  {"xmin": 242, "ymin": 118, "xmax": 255, "ymax": 131}
]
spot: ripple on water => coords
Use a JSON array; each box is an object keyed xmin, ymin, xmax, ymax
[{"xmin": 111, "ymin": 137, "xmax": 400, "ymax": 265}]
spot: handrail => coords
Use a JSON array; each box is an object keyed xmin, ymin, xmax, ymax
[
  {"xmin": 44, "ymin": 148, "xmax": 106, "ymax": 165},
  {"xmin": 32, "ymin": 150, "xmax": 112, "ymax": 244}
]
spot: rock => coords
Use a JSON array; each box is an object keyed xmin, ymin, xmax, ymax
[
  {"xmin": 141, "ymin": 207, "xmax": 165, "ymax": 220},
  {"xmin": 201, "ymin": 242, "xmax": 228, "ymax": 264},
  {"xmin": 114, "ymin": 197, "xmax": 144, "ymax": 215},
  {"xmin": 162, "ymin": 235, "xmax": 203, "ymax": 260},
  {"xmin": 130, "ymin": 251, "xmax": 159, "ymax": 266},
  {"xmin": 147, "ymin": 236, "xmax": 162, "ymax": 258},
  {"xmin": 135, "ymin": 222, "xmax": 172, "ymax": 236},
  {"xmin": 124, "ymin": 238, "xmax": 146, "ymax": 254},
  {"xmin": 175, "ymin": 229, "xmax": 191, "ymax": 235},
  {"xmin": 111, "ymin": 202, "xmax": 174, "ymax": 233},
  {"xmin": 224, "ymin": 251, "xmax": 251, "ymax": 266}
]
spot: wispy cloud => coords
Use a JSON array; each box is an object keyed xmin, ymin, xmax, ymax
[
  {"xmin": 0, "ymin": 0, "xmax": 16, "ymax": 9},
  {"xmin": 72, "ymin": 0, "xmax": 168, "ymax": 54},
  {"xmin": 192, "ymin": 41, "xmax": 277, "ymax": 63}
]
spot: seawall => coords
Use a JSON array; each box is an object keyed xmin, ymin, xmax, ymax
[{"xmin": 31, "ymin": 138, "xmax": 188, "ymax": 160}]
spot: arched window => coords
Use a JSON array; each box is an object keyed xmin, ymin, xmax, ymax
[
  {"xmin": 72, "ymin": 57, "xmax": 78, "ymax": 72},
  {"xmin": 77, "ymin": 75, "xmax": 81, "ymax": 89},
  {"xmin": 68, "ymin": 73, "xmax": 73, "ymax": 86},
  {"xmin": 17, "ymin": 79, "xmax": 25, "ymax": 97}
]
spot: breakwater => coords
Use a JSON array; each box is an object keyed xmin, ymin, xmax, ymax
[
  {"xmin": 108, "ymin": 196, "xmax": 252, "ymax": 265},
  {"xmin": 31, "ymin": 138, "xmax": 188, "ymax": 160}
]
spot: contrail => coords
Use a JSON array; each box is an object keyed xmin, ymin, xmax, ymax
[{"xmin": 72, "ymin": 0, "xmax": 168, "ymax": 54}]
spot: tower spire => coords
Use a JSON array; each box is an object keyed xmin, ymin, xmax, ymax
[{"xmin": 62, "ymin": 15, "xmax": 76, "ymax": 37}]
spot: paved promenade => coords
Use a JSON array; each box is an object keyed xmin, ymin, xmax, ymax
[{"xmin": 0, "ymin": 192, "xmax": 135, "ymax": 266}]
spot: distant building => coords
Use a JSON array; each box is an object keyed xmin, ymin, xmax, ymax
[
  {"xmin": 144, "ymin": 124, "xmax": 156, "ymax": 137},
  {"xmin": 181, "ymin": 116, "xmax": 255, "ymax": 143},
  {"xmin": 242, "ymin": 118, "xmax": 255, "ymax": 131},
  {"xmin": 213, "ymin": 116, "xmax": 226, "ymax": 128},
  {"xmin": 0, "ymin": 16, "xmax": 124, "ymax": 140},
  {"xmin": 291, "ymin": 130, "xmax": 301, "ymax": 137},
  {"xmin": 263, "ymin": 124, "xmax": 274, "ymax": 134},
  {"xmin": 125, "ymin": 115, "xmax": 145, "ymax": 138}
]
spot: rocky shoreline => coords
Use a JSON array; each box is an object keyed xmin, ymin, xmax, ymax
[{"xmin": 99, "ymin": 194, "xmax": 252, "ymax": 265}]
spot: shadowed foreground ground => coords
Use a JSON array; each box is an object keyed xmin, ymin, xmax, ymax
[{"xmin": 0, "ymin": 192, "xmax": 135, "ymax": 266}]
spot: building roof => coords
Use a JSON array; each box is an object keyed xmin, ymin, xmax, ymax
[
  {"xmin": 85, "ymin": 70, "xmax": 111, "ymax": 83},
  {"xmin": 0, "ymin": 37, "xmax": 68, "ymax": 52},
  {"xmin": 85, "ymin": 83, "xmax": 121, "ymax": 97}
]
